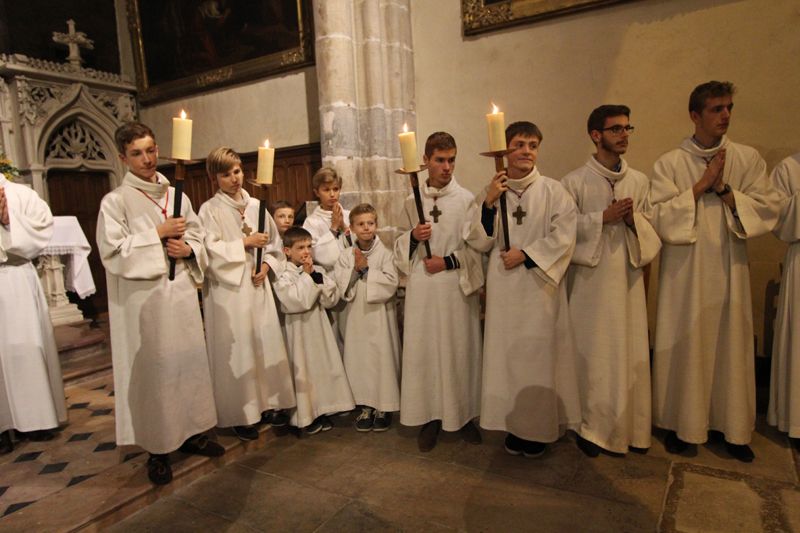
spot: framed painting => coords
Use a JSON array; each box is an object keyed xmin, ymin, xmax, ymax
[
  {"xmin": 127, "ymin": 0, "xmax": 314, "ymax": 104},
  {"xmin": 462, "ymin": 0, "xmax": 635, "ymax": 36}
]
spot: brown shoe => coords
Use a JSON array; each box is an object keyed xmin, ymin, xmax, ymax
[
  {"xmin": 418, "ymin": 420, "xmax": 441, "ymax": 452},
  {"xmin": 460, "ymin": 420, "xmax": 482, "ymax": 445}
]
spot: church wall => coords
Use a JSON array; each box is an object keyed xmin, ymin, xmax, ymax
[{"xmin": 410, "ymin": 0, "xmax": 799, "ymax": 356}]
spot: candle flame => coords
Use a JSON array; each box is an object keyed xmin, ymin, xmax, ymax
[
  {"xmin": 402, "ymin": 123, "xmax": 408, "ymax": 133},
  {"xmin": 264, "ymin": 139, "xmax": 270, "ymax": 149},
  {"xmin": 491, "ymin": 102, "xmax": 499, "ymax": 114},
  {"xmin": 180, "ymin": 109, "xmax": 187, "ymax": 119}
]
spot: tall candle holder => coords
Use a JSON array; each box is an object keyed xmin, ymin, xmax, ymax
[
  {"xmin": 247, "ymin": 179, "xmax": 271, "ymax": 268},
  {"xmin": 395, "ymin": 165, "xmax": 431, "ymax": 259},
  {"xmin": 165, "ymin": 157, "xmax": 200, "ymax": 280},
  {"xmin": 480, "ymin": 149, "xmax": 515, "ymax": 252}
]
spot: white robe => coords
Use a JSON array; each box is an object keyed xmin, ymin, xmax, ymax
[
  {"xmin": 394, "ymin": 177, "xmax": 483, "ymax": 431},
  {"xmin": 97, "ymin": 171, "xmax": 217, "ymax": 454},
  {"xmin": 562, "ymin": 157, "xmax": 661, "ymax": 452},
  {"xmin": 469, "ymin": 168, "xmax": 581, "ymax": 442},
  {"xmin": 198, "ymin": 190, "xmax": 295, "ymax": 427},
  {"xmin": 334, "ymin": 238, "xmax": 401, "ymax": 412},
  {"xmin": 767, "ymin": 153, "xmax": 800, "ymax": 436},
  {"xmin": 274, "ymin": 263, "xmax": 354, "ymax": 427},
  {"xmin": 649, "ymin": 137, "xmax": 780, "ymax": 444},
  {"xmin": 303, "ymin": 205, "xmax": 351, "ymax": 271},
  {"xmin": 0, "ymin": 176, "xmax": 67, "ymax": 433}
]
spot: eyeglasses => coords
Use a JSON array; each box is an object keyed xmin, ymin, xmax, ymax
[{"xmin": 602, "ymin": 125, "xmax": 635, "ymax": 135}]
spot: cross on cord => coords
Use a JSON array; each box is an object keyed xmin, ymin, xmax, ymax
[
  {"xmin": 241, "ymin": 222, "xmax": 253, "ymax": 236},
  {"xmin": 512, "ymin": 205, "xmax": 527, "ymax": 225},
  {"xmin": 429, "ymin": 204, "xmax": 442, "ymax": 223}
]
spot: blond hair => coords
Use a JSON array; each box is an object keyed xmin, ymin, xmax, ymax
[
  {"xmin": 311, "ymin": 167, "xmax": 342, "ymax": 190},
  {"xmin": 349, "ymin": 203, "xmax": 377, "ymax": 224}
]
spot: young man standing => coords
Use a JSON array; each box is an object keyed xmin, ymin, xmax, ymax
[
  {"xmin": 395, "ymin": 132, "xmax": 483, "ymax": 452},
  {"xmin": 562, "ymin": 105, "xmax": 661, "ymax": 456},
  {"xmin": 649, "ymin": 82, "xmax": 779, "ymax": 462},
  {"xmin": 97, "ymin": 122, "xmax": 222, "ymax": 485}
]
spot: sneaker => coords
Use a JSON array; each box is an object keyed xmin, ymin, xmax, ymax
[
  {"xmin": 418, "ymin": 420, "xmax": 441, "ymax": 452},
  {"xmin": 179, "ymin": 434, "xmax": 225, "ymax": 457},
  {"xmin": 372, "ymin": 411, "xmax": 391, "ymax": 432},
  {"xmin": 522, "ymin": 440, "xmax": 547, "ymax": 458},
  {"xmin": 233, "ymin": 425, "xmax": 259, "ymax": 441},
  {"xmin": 305, "ymin": 419, "xmax": 323, "ymax": 435},
  {"xmin": 355, "ymin": 407, "xmax": 374, "ymax": 432},
  {"xmin": 460, "ymin": 420, "xmax": 482, "ymax": 444},
  {"xmin": 664, "ymin": 431, "xmax": 689, "ymax": 455},
  {"xmin": 576, "ymin": 435, "xmax": 600, "ymax": 458},
  {"xmin": 320, "ymin": 415, "xmax": 334, "ymax": 432},
  {"xmin": 0, "ymin": 431, "xmax": 13, "ymax": 455},
  {"xmin": 271, "ymin": 410, "xmax": 290, "ymax": 427},
  {"xmin": 725, "ymin": 442, "xmax": 755, "ymax": 463},
  {"xmin": 147, "ymin": 454, "xmax": 172, "ymax": 485},
  {"xmin": 260, "ymin": 410, "xmax": 274, "ymax": 426},
  {"xmin": 504, "ymin": 433, "xmax": 524, "ymax": 456}
]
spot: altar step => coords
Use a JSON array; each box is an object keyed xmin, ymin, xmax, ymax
[{"xmin": 54, "ymin": 315, "xmax": 112, "ymax": 385}]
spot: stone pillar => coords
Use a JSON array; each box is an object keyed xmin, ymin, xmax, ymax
[{"xmin": 36, "ymin": 255, "xmax": 85, "ymax": 325}]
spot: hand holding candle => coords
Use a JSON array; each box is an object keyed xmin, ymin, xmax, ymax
[
  {"xmin": 172, "ymin": 110, "xmax": 192, "ymax": 160},
  {"xmin": 399, "ymin": 123, "xmax": 419, "ymax": 172},
  {"xmin": 257, "ymin": 139, "xmax": 275, "ymax": 184},
  {"xmin": 486, "ymin": 103, "xmax": 506, "ymax": 152}
]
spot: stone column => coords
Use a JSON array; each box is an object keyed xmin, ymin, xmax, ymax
[{"xmin": 37, "ymin": 255, "xmax": 85, "ymax": 325}]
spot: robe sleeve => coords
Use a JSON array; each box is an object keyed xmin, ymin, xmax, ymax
[
  {"xmin": 198, "ymin": 203, "xmax": 246, "ymax": 287},
  {"xmin": 648, "ymin": 157, "xmax": 698, "ymax": 245},
  {"xmin": 465, "ymin": 189, "xmax": 498, "ymax": 254},
  {"xmin": 274, "ymin": 269, "xmax": 322, "ymax": 313},
  {"xmin": 304, "ymin": 215, "xmax": 342, "ymax": 270},
  {"xmin": 453, "ymin": 199, "xmax": 485, "ymax": 296},
  {"xmin": 333, "ymin": 248, "xmax": 358, "ymax": 303},
  {"xmin": 562, "ymin": 174, "xmax": 603, "ymax": 267},
  {"xmin": 0, "ymin": 185, "xmax": 53, "ymax": 262},
  {"xmin": 318, "ymin": 269, "xmax": 340, "ymax": 309},
  {"xmin": 365, "ymin": 247, "xmax": 399, "ymax": 304},
  {"xmin": 624, "ymin": 183, "xmax": 661, "ymax": 268},
  {"xmin": 392, "ymin": 197, "xmax": 417, "ymax": 276},
  {"xmin": 520, "ymin": 185, "xmax": 577, "ymax": 286},
  {"xmin": 723, "ymin": 150, "xmax": 780, "ymax": 239},
  {"xmin": 771, "ymin": 158, "xmax": 800, "ymax": 243},
  {"xmin": 180, "ymin": 195, "xmax": 207, "ymax": 285},
  {"xmin": 262, "ymin": 214, "xmax": 285, "ymax": 274},
  {"xmin": 96, "ymin": 193, "xmax": 168, "ymax": 280}
]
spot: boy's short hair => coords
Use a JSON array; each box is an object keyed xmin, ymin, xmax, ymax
[
  {"xmin": 505, "ymin": 121, "xmax": 544, "ymax": 144},
  {"xmin": 270, "ymin": 200, "xmax": 293, "ymax": 214},
  {"xmin": 206, "ymin": 147, "xmax": 242, "ymax": 179},
  {"xmin": 349, "ymin": 203, "xmax": 377, "ymax": 224},
  {"xmin": 115, "ymin": 122, "xmax": 155, "ymax": 154},
  {"xmin": 587, "ymin": 105, "xmax": 630, "ymax": 134},
  {"xmin": 424, "ymin": 131, "xmax": 457, "ymax": 157},
  {"xmin": 689, "ymin": 81, "xmax": 736, "ymax": 114},
  {"xmin": 283, "ymin": 226, "xmax": 312, "ymax": 248},
  {"xmin": 311, "ymin": 167, "xmax": 342, "ymax": 190}
]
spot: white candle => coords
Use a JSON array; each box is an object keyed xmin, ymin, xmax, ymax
[
  {"xmin": 486, "ymin": 103, "xmax": 506, "ymax": 152},
  {"xmin": 398, "ymin": 123, "xmax": 418, "ymax": 171},
  {"xmin": 172, "ymin": 110, "xmax": 192, "ymax": 160},
  {"xmin": 257, "ymin": 139, "xmax": 275, "ymax": 184}
]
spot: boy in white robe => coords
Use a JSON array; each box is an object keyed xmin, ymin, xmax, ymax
[
  {"xmin": 303, "ymin": 168, "xmax": 351, "ymax": 271},
  {"xmin": 333, "ymin": 204, "xmax": 401, "ymax": 432},
  {"xmin": 97, "ymin": 122, "xmax": 222, "ymax": 485},
  {"xmin": 394, "ymin": 131, "xmax": 483, "ymax": 452},
  {"xmin": 470, "ymin": 121, "xmax": 581, "ymax": 458},
  {"xmin": 274, "ymin": 227, "xmax": 354, "ymax": 434},
  {"xmin": 649, "ymin": 81, "xmax": 779, "ymax": 462},
  {"xmin": 562, "ymin": 105, "xmax": 661, "ymax": 456},
  {"xmin": 767, "ymin": 153, "xmax": 800, "ymax": 438},
  {"xmin": 0, "ymin": 174, "xmax": 67, "ymax": 454},
  {"xmin": 198, "ymin": 147, "xmax": 295, "ymax": 441}
]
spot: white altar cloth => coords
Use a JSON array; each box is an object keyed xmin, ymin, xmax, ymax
[{"xmin": 42, "ymin": 216, "xmax": 96, "ymax": 298}]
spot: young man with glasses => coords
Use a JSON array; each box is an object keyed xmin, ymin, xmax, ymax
[
  {"xmin": 562, "ymin": 105, "xmax": 661, "ymax": 457},
  {"xmin": 649, "ymin": 81, "xmax": 780, "ymax": 462}
]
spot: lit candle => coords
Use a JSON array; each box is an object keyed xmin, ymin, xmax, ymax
[
  {"xmin": 398, "ymin": 123, "xmax": 418, "ymax": 171},
  {"xmin": 257, "ymin": 139, "xmax": 275, "ymax": 184},
  {"xmin": 486, "ymin": 103, "xmax": 506, "ymax": 152},
  {"xmin": 172, "ymin": 110, "xmax": 192, "ymax": 160}
]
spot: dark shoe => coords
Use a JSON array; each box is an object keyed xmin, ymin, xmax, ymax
[
  {"xmin": 147, "ymin": 454, "xmax": 172, "ymax": 485},
  {"xmin": 418, "ymin": 420, "xmax": 441, "ymax": 452},
  {"xmin": 576, "ymin": 435, "xmax": 601, "ymax": 458},
  {"xmin": 0, "ymin": 431, "xmax": 13, "ymax": 454},
  {"xmin": 664, "ymin": 431, "xmax": 689, "ymax": 454},
  {"xmin": 726, "ymin": 442, "xmax": 755, "ymax": 463},
  {"xmin": 355, "ymin": 407, "xmax": 374, "ymax": 432},
  {"xmin": 260, "ymin": 410, "xmax": 274, "ymax": 426},
  {"xmin": 522, "ymin": 440, "xmax": 547, "ymax": 458},
  {"xmin": 504, "ymin": 433, "xmax": 524, "ymax": 456},
  {"xmin": 372, "ymin": 411, "xmax": 391, "ymax": 432},
  {"xmin": 305, "ymin": 418, "xmax": 323, "ymax": 435},
  {"xmin": 629, "ymin": 446, "xmax": 649, "ymax": 455},
  {"xmin": 271, "ymin": 410, "xmax": 290, "ymax": 427},
  {"xmin": 233, "ymin": 425, "xmax": 259, "ymax": 441},
  {"xmin": 460, "ymin": 420, "xmax": 482, "ymax": 444},
  {"xmin": 26, "ymin": 429, "xmax": 56, "ymax": 442},
  {"xmin": 179, "ymin": 434, "xmax": 225, "ymax": 457},
  {"xmin": 320, "ymin": 415, "xmax": 334, "ymax": 432}
]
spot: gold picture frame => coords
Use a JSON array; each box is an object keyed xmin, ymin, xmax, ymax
[
  {"xmin": 127, "ymin": 0, "xmax": 314, "ymax": 104},
  {"xmin": 462, "ymin": 0, "xmax": 634, "ymax": 36}
]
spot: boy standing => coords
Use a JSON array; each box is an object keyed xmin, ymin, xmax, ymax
[
  {"xmin": 274, "ymin": 227, "xmax": 354, "ymax": 434},
  {"xmin": 198, "ymin": 147, "xmax": 295, "ymax": 440},
  {"xmin": 271, "ymin": 200, "xmax": 295, "ymax": 241},
  {"xmin": 470, "ymin": 121, "xmax": 580, "ymax": 458},
  {"xmin": 334, "ymin": 204, "xmax": 401, "ymax": 432},
  {"xmin": 97, "ymin": 122, "xmax": 222, "ymax": 485},
  {"xmin": 303, "ymin": 168, "xmax": 350, "ymax": 270}
]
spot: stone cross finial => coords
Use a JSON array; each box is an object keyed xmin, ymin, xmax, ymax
[{"xmin": 52, "ymin": 19, "xmax": 94, "ymax": 69}]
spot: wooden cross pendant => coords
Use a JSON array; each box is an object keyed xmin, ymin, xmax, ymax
[
  {"xmin": 429, "ymin": 204, "xmax": 443, "ymax": 223},
  {"xmin": 512, "ymin": 205, "xmax": 527, "ymax": 225},
  {"xmin": 242, "ymin": 222, "xmax": 253, "ymax": 236}
]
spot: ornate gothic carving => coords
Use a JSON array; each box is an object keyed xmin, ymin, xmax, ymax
[
  {"xmin": 90, "ymin": 91, "xmax": 137, "ymax": 122},
  {"xmin": 17, "ymin": 78, "xmax": 66, "ymax": 125},
  {"xmin": 0, "ymin": 53, "xmax": 129, "ymax": 85},
  {"xmin": 461, "ymin": 0, "xmax": 513, "ymax": 32},
  {"xmin": 46, "ymin": 120, "xmax": 107, "ymax": 162}
]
